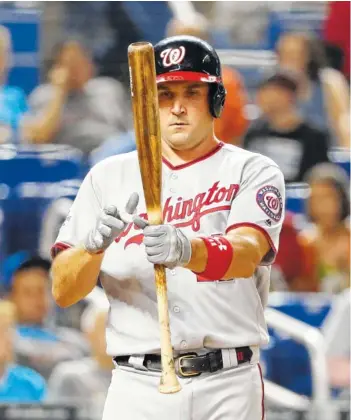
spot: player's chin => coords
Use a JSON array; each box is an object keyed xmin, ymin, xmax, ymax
[{"xmin": 166, "ymin": 133, "xmax": 191, "ymax": 150}]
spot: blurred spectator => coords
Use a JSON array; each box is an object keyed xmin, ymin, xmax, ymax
[
  {"xmin": 0, "ymin": 25, "xmax": 28, "ymax": 144},
  {"xmin": 166, "ymin": 15, "xmax": 249, "ymax": 145},
  {"xmin": 299, "ymin": 163, "xmax": 350, "ymax": 294},
  {"xmin": 212, "ymin": 2, "xmax": 288, "ymax": 47},
  {"xmin": 48, "ymin": 308, "xmax": 112, "ymax": 419},
  {"xmin": 276, "ymin": 32, "xmax": 350, "ymax": 148},
  {"xmin": 21, "ymin": 39, "xmax": 131, "ymax": 155},
  {"xmin": 3, "ymin": 252, "xmax": 89, "ymax": 379},
  {"xmin": 322, "ymin": 288, "xmax": 350, "ymax": 390},
  {"xmin": 323, "ymin": 1, "xmax": 350, "ymax": 80},
  {"xmin": 89, "ymin": 130, "xmax": 136, "ymax": 167},
  {"xmin": 0, "ymin": 300, "xmax": 46, "ymax": 402},
  {"xmin": 244, "ymin": 69, "xmax": 330, "ymax": 183},
  {"xmin": 62, "ymin": 2, "xmax": 114, "ymax": 62},
  {"xmin": 271, "ymin": 211, "xmax": 317, "ymax": 292},
  {"xmin": 97, "ymin": 2, "xmax": 143, "ymax": 89}
]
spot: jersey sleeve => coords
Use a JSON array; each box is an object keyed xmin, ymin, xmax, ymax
[
  {"xmin": 51, "ymin": 169, "xmax": 102, "ymax": 258},
  {"xmin": 226, "ymin": 158, "xmax": 285, "ymax": 265}
]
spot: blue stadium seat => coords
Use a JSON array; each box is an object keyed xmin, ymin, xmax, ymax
[
  {"xmin": 0, "ymin": 144, "xmax": 84, "ymax": 280},
  {"xmin": 284, "ymin": 183, "xmax": 310, "ymax": 230},
  {"xmin": 262, "ymin": 292, "xmax": 333, "ymax": 397},
  {"xmin": 328, "ymin": 147, "xmax": 351, "ymax": 178},
  {"xmin": 0, "ymin": 8, "xmax": 40, "ymax": 96}
]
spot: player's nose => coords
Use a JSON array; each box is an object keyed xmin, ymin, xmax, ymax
[{"xmin": 170, "ymin": 99, "xmax": 186, "ymax": 116}]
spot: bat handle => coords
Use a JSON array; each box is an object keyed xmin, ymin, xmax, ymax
[{"xmin": 154, "ymin": 265, "xmax": 182, "ymax": 394}]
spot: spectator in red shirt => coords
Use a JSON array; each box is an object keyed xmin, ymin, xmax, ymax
[
  {"xmin": 323, "ymin": 1, "xmax": 350, "ymax": 80},
  {"xmin": 272, "ymin": 211, "xmax": 317, "ymax": 292}
]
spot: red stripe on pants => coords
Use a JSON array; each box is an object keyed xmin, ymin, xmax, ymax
[{"xmin": 258, "ymin": 363, "xmax": 265, "ymax": 420}]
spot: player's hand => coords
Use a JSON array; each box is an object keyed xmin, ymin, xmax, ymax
[
  {"xmin": 133, "ymin": 217, "xmax": 192, "ymax": 269},
  {"xmin": 84, "ymin": 193, "xmax": 139, "ymax": 254}
]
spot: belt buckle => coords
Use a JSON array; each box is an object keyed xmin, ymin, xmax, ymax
[{"xmin": 176, "ymin": 353, "xmax": 201, "ymax": 378}]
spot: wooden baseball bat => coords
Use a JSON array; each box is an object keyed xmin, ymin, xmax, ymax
[{"xmin": 127, "ymin": 42, "xmax": 181, "ymax": 394}]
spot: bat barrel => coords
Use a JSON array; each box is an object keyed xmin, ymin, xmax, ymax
[
  {"xmin": 128, "ymin": 41, "xmax": 163, "ymax": 225},
  {"xmin": 127, "ymin": 42, "xmax": 181, "ymax": 394}
]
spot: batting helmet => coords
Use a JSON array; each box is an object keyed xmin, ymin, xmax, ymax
[{"xmin": 154, "ymin": 36, "xmax": 226, "ymax": 118}]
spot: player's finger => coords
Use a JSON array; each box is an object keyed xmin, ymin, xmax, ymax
[
  {"xmin": 143, "ymin": 235, "xmax": 161, "ymax": 247},
  {"xmin": 147, "ymin": 254, "xmax": 163, "ymax": 264},
  {"xmin": 143, "ymin": 225, "xmax": 166, "ymax": 237},
  {"xmin": 93, "ymin": 232, "xmax": 104, "ymax": 249},
  {"xmin": 102, "ymin": 215, "xmax": 124, "ymax": 230},
  {"xmin": 133, "ymin": 215, "xmax": 149, "ymax": 229},
  {"xmin": 119, "ymin": 211, "xmax": 133, "ymax": 224},
  {"xmin": 145, "ymin": 245, "xmax": 164, "ymax": 256},
  {"xmin": 104, "ymin": 205, "xmax": 118, "ymax": 217},
  {"xmin": 125, "ymin": 192, "xmax": 139, "ymax": 214},
  {"xmin": 98, "ymin": 224, "xmax": 112, "ymax": 238}
]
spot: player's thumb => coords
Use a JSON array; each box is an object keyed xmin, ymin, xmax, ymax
[{"xmin": 133, "ymin": 215, "xmax": 149, "ymax": 229}]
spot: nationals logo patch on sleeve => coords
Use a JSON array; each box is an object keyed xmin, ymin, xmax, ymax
[{"xmin": 256, "ymin": 185, "xmax": 283, "ymax": 222}]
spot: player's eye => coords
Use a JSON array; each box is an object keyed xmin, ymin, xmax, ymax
[
  {"xmin": 186, "ymin": 89, "xmax": 200, "ymax": 97},
  {"xmin": 159, "ymin": 91, "xmax": 172, "ymax": 100}
]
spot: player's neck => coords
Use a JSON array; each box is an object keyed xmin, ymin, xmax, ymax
[{"xmin": 162, "ymin": 134, "xmax": 219, "ymax": 166}]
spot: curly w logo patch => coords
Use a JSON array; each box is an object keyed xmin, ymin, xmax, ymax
[{"xmin": 160, "ymin": 47, "xmax": 186, "ymax": 67}]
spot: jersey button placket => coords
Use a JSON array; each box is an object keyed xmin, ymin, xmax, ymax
[{"xmin": 168, "ymin": 171, "xmax": 177, "ymax": 194}]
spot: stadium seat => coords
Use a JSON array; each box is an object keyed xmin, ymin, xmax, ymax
[
  {"xmin": 328, "ymin": 147, "xmax": 351, "ymax": 178},
  {"xmin": 0, "ymin": 144, "xmax": 84, "ymax": 283},
  {"xmin": 262, "ymin": 292, "xmax": 333, "ymax": 397},
  {"xmin": 285, "ymin": 183, "xmax": 310, "ymax": 215},
  {"xmin": 0, "ymin": 8, "xmax": 40, "ymax": 95}
]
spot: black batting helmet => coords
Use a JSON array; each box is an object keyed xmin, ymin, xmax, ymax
[{"xmin": 154, "ymin": 36, "xmax": 226, "ymax": 118}]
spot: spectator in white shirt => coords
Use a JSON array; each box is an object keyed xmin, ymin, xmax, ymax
[
  {"xmin": 48, "ymin": 307, "xmax": 112, "ymax": 419},
  {"xmin": 21, "ymin": 38, "xmax": 131, "ymax": 155}
]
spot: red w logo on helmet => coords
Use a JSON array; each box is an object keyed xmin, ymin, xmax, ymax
[{"xmin": 160, "ymin": 46, "xmax": 186, "ymax": 67}]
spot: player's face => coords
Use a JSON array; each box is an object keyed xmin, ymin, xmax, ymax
[{"xmin": 158, "ymin": 81, "xmax": 213, "ymax": 150}]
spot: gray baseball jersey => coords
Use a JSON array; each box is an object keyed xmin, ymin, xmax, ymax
[{"xmin": 52, "ymin": 142, "xmax": 285, "ymax": 357}]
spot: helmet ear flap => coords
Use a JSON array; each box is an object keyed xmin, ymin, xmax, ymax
[{"xmin": 209, "ymin": 83, "xmax": 226, "ymax": 118}]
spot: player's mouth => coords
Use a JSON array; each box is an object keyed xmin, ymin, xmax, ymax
[{"xmin": 170, "ymin": 122, "xmax": 188, "ymax": 126}]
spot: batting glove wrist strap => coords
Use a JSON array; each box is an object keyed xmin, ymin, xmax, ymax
[
  {"xmin": 193, "ymin": 236, "xmax": 233, "ymax": 280},
  {"xmin": 176, "ymin": 228, "xmax": 192, "ymax": 267}
]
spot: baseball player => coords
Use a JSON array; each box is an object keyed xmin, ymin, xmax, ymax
[{"xmin": 51, "ymin": 36, "xmax": 285, "ymax": 420}]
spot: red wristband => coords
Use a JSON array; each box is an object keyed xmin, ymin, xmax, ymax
[{"xmin": 194, "ymin": 236, "xmax": 233, "ymax": 281}]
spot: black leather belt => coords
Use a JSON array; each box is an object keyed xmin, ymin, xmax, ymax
[{"xmin": 114, "ymin": 346, "xmax": 253, "ymax": 378}]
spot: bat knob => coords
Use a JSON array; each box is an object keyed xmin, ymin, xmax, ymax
[
  {"xmin": 159, "ymin": 382, "xmax": 182, "ymax": 394},
  {"xmin": 158, "ymin": 372, "xmax": 182, "ymax": 394}
]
